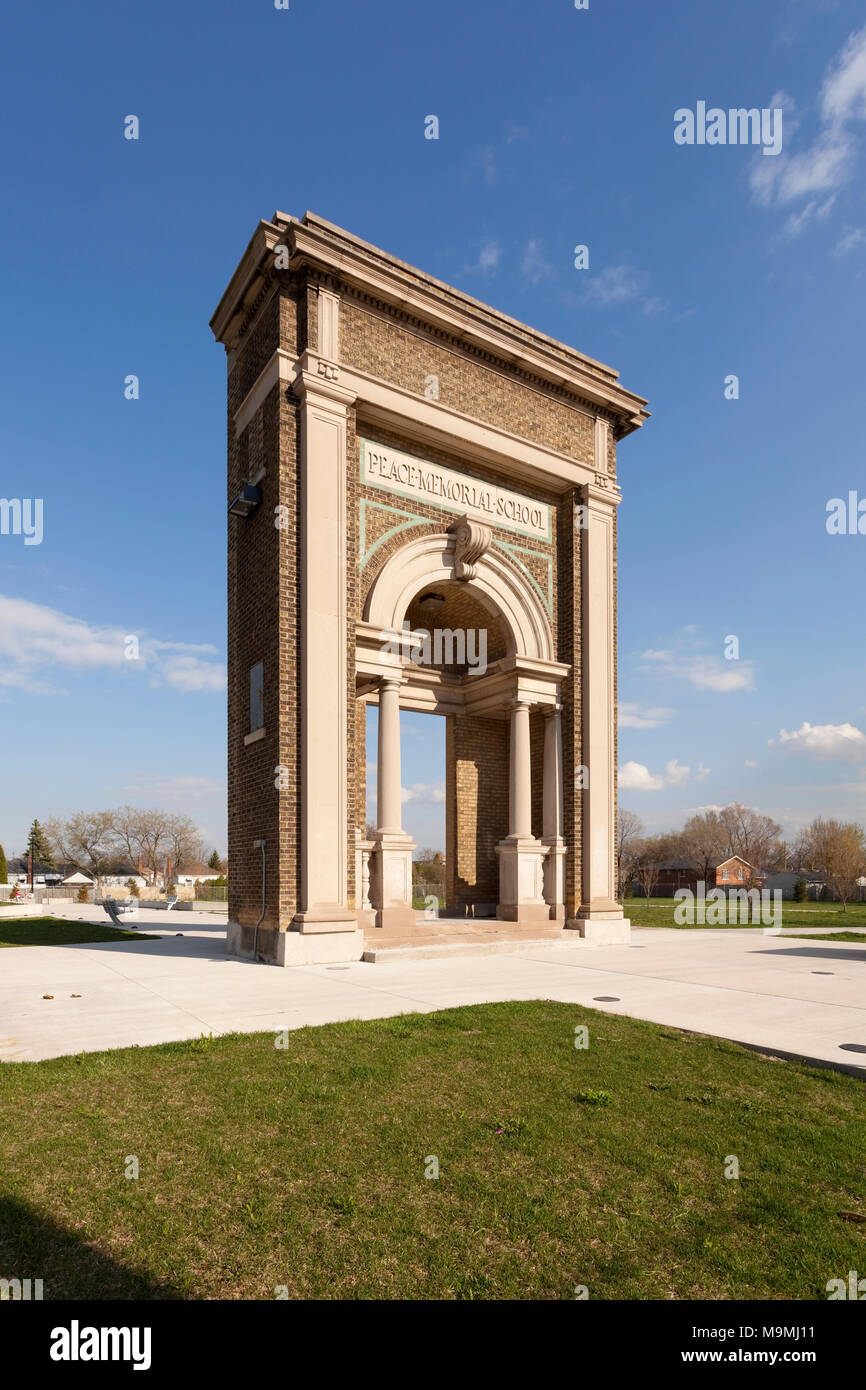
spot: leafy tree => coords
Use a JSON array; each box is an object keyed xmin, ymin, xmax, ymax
[
  {"xmin": 207, "ymin": 849, "xmax": 221, "ymax": 871},
  {"xmin": 0, "ymin": 843, "xmax": 7, "ymax": 884},
  {"xmin": 793, "ymin": 876, "xmax": 807, "ymax": 902},
  {"xmin": 26, "ymin": 818, "xmax": 55, "ymax": 868}
]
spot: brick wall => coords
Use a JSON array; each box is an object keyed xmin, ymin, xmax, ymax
[
  {"xmin": 445, "ymin": 714, "xmax": 509, "ymax": 910},
  {"xmin": 226, "ymin": 285, "xmax": 301, "ymax": 958},
  {"xmin": 341, "ymin": 296, "xmax": 599, "ymax": 461}
]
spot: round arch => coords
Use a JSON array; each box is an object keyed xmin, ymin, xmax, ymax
[{"xmin": 364, "ymin": 532, "xmax": 554, "ymax": 662}]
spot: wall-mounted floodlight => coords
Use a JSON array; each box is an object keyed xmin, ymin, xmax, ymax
[{"xmin": 228, "ymin": 484, "xmax": 262, "ymax": 518}]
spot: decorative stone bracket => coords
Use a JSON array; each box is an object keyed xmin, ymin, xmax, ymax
[{"xmin": 449, "ymin": 514, "xmax": 493, "ymax": 582}]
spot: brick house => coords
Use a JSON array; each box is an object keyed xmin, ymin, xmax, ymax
[{"xmin": 713, "ymin": 856, "xmax": 762, "ymax": 888}]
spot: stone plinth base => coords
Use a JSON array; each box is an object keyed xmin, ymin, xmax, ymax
[
  {"xmin": 374, "ymin": 905, "xmax": 419, "ymax": 933},
  {"xmin": 227, "ymin": 920, "xmax": 365, "ymax": 967},
  {"xmin": 373, "ymin": 831, "xmax": 416, "ymax": 931},
  {"xmin": 496, "ymin": 835, "xmax": 549, "ymax": 922},
  {"xmin": 293, "ymin": 908, "xmax": 358, "ymax": 934},
  {"xmin": 566, "ymin": 916, "xmax": 631, "ymax": 944}
]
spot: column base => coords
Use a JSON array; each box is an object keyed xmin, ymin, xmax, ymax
[
  {"xmin": 292, "ymin": 907, "xmax": 359, "ymax": 935},
  {"xmin": 374, "ymin": 904, "xmax": 418, "ymax": 933},
  {"xmin": 497, "ymin": 902, "xmax": 552, "ymax": 925},
  {"xmin": 227, "ymin": 920, "xmax": 365, "ymax": 966},
  {"xmin": 542, "ymin": 836, "xmax": 566, "ymax": 925},
  {"xmin": 496, "ymin": 835, "xmax": 549, "ymax": 922},
  {"xmin": 371, "ymin": 830, "xmax": 416, "ymax": 932},
  {"xmin": 566, "ymin": 911, "xmax": 631, "ymax": 944}
]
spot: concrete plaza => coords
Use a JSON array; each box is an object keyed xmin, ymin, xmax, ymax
[{"xmin": 1, "ymin": 902, "xmax": 864, "ymax": 1073}]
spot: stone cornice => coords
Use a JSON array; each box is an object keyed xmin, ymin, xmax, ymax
[{"xmin": 210, "ymin": 212, "xmax": 650, "ymax": 437}]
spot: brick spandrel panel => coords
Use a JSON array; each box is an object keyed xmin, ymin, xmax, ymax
[
  {"xmin": 340, "ymin": 296, "xmax": 598, "ymax": 463},
  {"xmin": 354, "ymin": 422, "xmax": 559, "ymax": 626}
]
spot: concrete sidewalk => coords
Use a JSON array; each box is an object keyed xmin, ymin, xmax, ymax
[{"xmin": 1, "ymin": 906, "xmax": 865, "ymax": 1072}]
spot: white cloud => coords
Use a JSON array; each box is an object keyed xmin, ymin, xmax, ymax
[
  {"xmin": 751, "ymin": 27, "xmax": 866, "ymax": 231},
  {"xmin": 619, "ymin": 759, "xmax": 705, "ymax": 791},
  {"xmin": 821, "ymin": 24, "xmax": 866, "ymax": 124},
  {"xmin": 581, "ymin": 264, "xmax": 667, "ymax": 315},
  {"xmin": 619, "ymin": 702, "xmax": 676, "ymax": 729},
  {"xmin": 521, "ymin": 238, "xmax": 555, "ymax": 285},
  {"xmin": 0, "ymin": 594, "xmax": 225, "ymax": 695},
  {"xmin": 641, "ymin": 648, "xmax": 755, "ymax": 693},
  {"xmin": 832, "ymin": 225, "xmax": 865, "ymax": 255},
  {"xmin": 619, "ymin": 761, "xmax": 665, "ymax": 791},
  {"xmin": 774, "ymin": 720, "xmax": 866, "ymax": 763},
  {"xmin": 779, "ymin": 193, "xmax": 836, "ymax": 240},
  {"xmin": 122, "ymin": 775, "xmax": 225, "ymax": 801},
  {"xmin": 474, "ymin": 239, "xmax": 501, "ymax": 274},
  {"xmin": 402, "ymin": 781, "xmax": 446, "ymax": 805},
  {"xmin": 664, "ymin": 759, "xmax": 691, "ymax": 787}
]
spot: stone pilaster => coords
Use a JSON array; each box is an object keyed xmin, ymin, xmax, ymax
[
  {"xmin": 570, "ymin": 477, "xmax": 629, "ymax": 943},
  {"xmin": 293, "ymin": 368, "xmax": 359, "ymax": 934}
]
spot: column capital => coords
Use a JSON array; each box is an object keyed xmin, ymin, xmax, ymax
[
  {"xmin": 293, "ymin": 360, "xmax": 357, "ymax": 409},
  {"xmin": 586, "ymin": 477, "xmax": 622, "ymax": 511},
  {"xmin": 379, "ymin": 674, "xmax": 404, "ymax": 693}
]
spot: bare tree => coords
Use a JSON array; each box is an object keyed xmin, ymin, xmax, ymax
[
  {"xmin": 44, "ymin": 811, "xmax": 116, "ymax": 887},
  {"xmin": 163, "ymin": 814, "xmax": 207, "ymax": 879},
  {"xmin": 135, "ymin": 809, "xmax": 173, "ymax": 885},
  {"xmin": 718, "ymin": 803, "xmax": 783, "ymax": 874},
  {"xmin": 635, "ymin": 859, "xmax": 661, "ymax": 901},
  {"xmin": 635, "ymin": 836, "xmax": 666, "ymax": 900},
  {"xmin": 681, "ymin": 810, "xmax": 728, "ymax": 883},
  {"xmin": 802, "ymin": 818, "xmax": 866, "ymax": 911},
  {"xmin": 111, "ymin": 805, "xmax": 147, "ymax": 874},
  {"xmin": 617, "ymin": 809, "xmax": 643, "ymax": 899}
]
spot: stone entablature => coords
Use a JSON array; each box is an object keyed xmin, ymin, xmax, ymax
[{"xmin": 361, "ymin": 439, "xmax": 550, "ymax": 541}]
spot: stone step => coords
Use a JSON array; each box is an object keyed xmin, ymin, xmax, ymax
[{"xmin": 362, "ymin": 932, "xmax": 586, "ymax": 963}]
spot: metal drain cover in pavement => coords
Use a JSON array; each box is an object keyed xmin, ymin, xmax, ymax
[
  {"xmin": 593, "ymin": 996, "xmax": 621, "ymax": 1002},
  {"xmin": 839, "ymin": 1043, "xmax": 866, "ymax": 1054}
]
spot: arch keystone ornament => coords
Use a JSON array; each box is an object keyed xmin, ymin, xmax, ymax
[
  {"xmin": 450, "ymin": 515, "xmax": 493, "ymax": 581},
  {"xmin": 211, "ymin": 212, "xmax": 648, "ymax": 964}
]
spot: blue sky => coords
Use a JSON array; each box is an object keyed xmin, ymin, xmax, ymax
[{"xmin": 1, "ymin": 0, "xmax": 865, "ymax": 858}]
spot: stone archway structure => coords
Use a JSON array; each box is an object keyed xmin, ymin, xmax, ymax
[
  {"xmin": 211, "ymin": 211, "xmax": 649, "ymax": 965},
  {"xmin": 357, "ymin": 527, "xmax": 568, "ymax": 932}
]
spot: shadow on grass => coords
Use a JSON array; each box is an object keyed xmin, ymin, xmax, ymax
[{"xmin": 0, "ymin": 1195, "xmax": 184, "ymax": 1300}]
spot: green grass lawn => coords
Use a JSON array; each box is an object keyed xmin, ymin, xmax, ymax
[
  {"xmin": 0, "ymin": 916, "xmax": 160, "ymax": 948},
  {"xmin": 627, "ymin": 897, "xmax": 866, "ymax": 931},
  {"xmin": 1, "ymin": 1001, "xmax": 863, "ymax": 1300}
]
